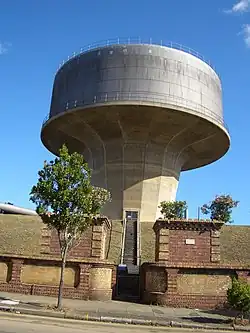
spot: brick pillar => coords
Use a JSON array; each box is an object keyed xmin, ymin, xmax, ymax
[
  {"xmin": 91, "ymin": 225, "xmax": 103, "ymax": 258},
  {"xmin": 166, "ymin": 268, "xmax": 178, "ymax": 294},
  {"xmin": 77, "ymin": 264, "xmax": 91, "ymax": 296},
  {"xmin": 40, "ymin": 226, "xmax": 51, "ymax": 255},
  {"xmin": 101, "ymin": 227, "xmax": 107, "ymax": 259},
  {"xmin": 10, "ymin": 259, "xmax": 23, "ymax": 284},
  {"xmin": 91, "ymin": 218, "xmax": 111, "ymax": 259},
  {"xmin": 154, "ymin": 222, "xmax": 169, "ymax": 262},
  {"xmin": 210, "ymin": 229, "xmax": 221, "ymax": 263}
]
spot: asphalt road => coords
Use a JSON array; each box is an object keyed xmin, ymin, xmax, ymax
[{"xmin": 0, "ymin": 314, "xmax": 233, "ymax": 333}]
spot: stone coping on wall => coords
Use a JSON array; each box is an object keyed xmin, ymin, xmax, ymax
[
  {"xmin": 157, "ymin": 218, "xmax": 223, "ymax": 222},
  {"xmin": 142, "ymin": 261, "xmax": 250, "ymax": 270},
  {"xmin": 154, "ymin": 219, "xmax": 224, "ymax": 231},
  {"xmin": 38, "ymin": 214, "xmax": 110, "ymax": 224},
  {"xmin": 0, "ymin": 253, "xmax": 115, "ymax": 265}
]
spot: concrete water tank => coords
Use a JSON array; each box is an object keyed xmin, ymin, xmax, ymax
[{"xmin": 41, "ymin": 39, "xmax": 230, "ymax": 221}]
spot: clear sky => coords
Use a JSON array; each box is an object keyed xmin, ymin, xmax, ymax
[{"xmin": 0, "ymin": 0, "xmax": 249, "ymax": 224}]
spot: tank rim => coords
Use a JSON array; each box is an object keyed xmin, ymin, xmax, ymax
[
  {"xmin": 55, "ymin": 37, "xmax": 218, "ymax": 77},
  {"xmin": 42, "ymin": 99, "xmax": 230, "ymax": 138},
  {"xmin": 41, "ymin": 101, "xmax": 230, "ymax": 171}
]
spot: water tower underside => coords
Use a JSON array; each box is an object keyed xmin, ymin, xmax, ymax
[{"xmin": 41, "ymin": 103, "xmax": 229, "ymax": 221}]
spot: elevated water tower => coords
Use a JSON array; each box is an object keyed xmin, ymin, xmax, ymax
[{"xmin": 41, "ymin": 38, "xmax": 230, "ymax": 222}]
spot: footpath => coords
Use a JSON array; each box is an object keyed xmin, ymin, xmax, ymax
[{"xmin": 0, "ymin": 292, "xmax": 249, "ymax": 332}]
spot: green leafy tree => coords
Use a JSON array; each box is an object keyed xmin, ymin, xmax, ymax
[
  {"xmin": 201, "ymin": 195, "xmax": 239, "ymax": 223},
  {"xmin": 227, "ymin": 277, "xmax": 250, "ymax": 321},
  {"xmin": 159, "ymin": 201, "xmax": 187, "ymax": 219},
  {"xmin": 30, "ymin": 144, "xmax": 111, "ymax": 310}
]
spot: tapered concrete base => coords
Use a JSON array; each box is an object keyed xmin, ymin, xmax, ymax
[
  {"xmin": 41, "ymin": 103, "xmax": 230, "ymax": 222},
  {"xmin": 141, "ymin": 176, "xmax": 178, "ymax": 221},
  {"xmin": 88, "ymin": 140, "xmax": 182, "ymax": 221},
  {"xmin": 126, "ymin": 175, "xmax": 178, "ymax": 221},
  {"xmin": 93, "ymin": 172, "xmax": 179, "ymax": 221}
]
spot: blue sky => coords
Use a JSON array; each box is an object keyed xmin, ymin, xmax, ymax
[{"xmin": 0, "ymin": 0, "xmax": 249, "ymax": 224}]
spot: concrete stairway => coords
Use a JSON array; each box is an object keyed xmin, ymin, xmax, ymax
[{"xmin": 116, "ymin": 217, "xmax": 140, "ymax": 301}]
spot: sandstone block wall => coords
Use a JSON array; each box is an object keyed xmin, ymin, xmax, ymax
[
  {"xmin": 141, "ymin": 263, "xmax": 250, "ymax": 309},
  {"xmin": 177, "ymin": 272, "xmax": 232, "ymax": 295},
  {"xmin": 0, "ymin": 256, "xmax": 116, "ymax": 301},
  {"xmin": 20, "ymin": 264, "xmax": 78, "ymax": 287}
]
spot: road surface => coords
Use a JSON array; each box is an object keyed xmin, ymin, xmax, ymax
[{"xmin": 0, "ymin": 314, "xmax": 232, "ymax": 333}]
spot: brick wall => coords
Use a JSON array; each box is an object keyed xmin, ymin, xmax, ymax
[
  {"xmin": 48, "ymin": 229, "xmax": 92, "ymax": 258},
  {"xmin": 140, "ymin": 219, "xmax": 250, "ymax": 309},
  {"xmin": 40, "ymin": 218, "xmax": 109, "ymax": 260},
  {"xmin": 169, "ymin": 229, "xmax": 211, "ymax": 263},
  {"xmin": 141, "ymin": 262, "xmax": 250, "ymax": 309},
  {"xmin": 20, "ymin": 264, "xmax": 78, "ymax": 287},
  {"xmin": 154, "ymin": 219, "xmax": 223, "ymax": 264},
  {"xmin": 0, "ymin": 256, "xmax": 116, "ymax": 301},
  {"xmin": 0, "ymin": 218, "xmax": 116, "ymax": 301}
]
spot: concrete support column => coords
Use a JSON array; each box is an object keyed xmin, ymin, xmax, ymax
[
  {"xmin": 92, "ymin": 141, "xmax": 183, "ymax": 221},
  {"xmin": 140, "ymin": 176, "xmax": 178, "ymax": 221}
]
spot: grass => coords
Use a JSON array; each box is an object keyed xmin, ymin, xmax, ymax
[
  {"xmin": 0, "ymin": 215, "xmax": 43, "ymax": 256},
  {"xmin": 0, "ymin": 215, "xmax": 249, "ymax": 266}
]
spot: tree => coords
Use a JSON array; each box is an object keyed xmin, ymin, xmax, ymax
[
  {"xmin": 159, "ymin": 201, "xmax": 187, "ymax": 219},
  {"xmin": 201, "ymin": 194, "xmax": 239, "ymax": 223},
  {"xmin": 227, "ymin": 277, "xmax": 250, "ymax": 322},
  {"xmin": 30, "ymin": 144, "xmax": 111, "ymax": 310}
]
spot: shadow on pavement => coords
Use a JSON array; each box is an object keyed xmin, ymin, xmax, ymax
[
  {"xmin": 22, "ymin": 302, "xmax": 44, "ymax": 308},
  {"xmin": 202, "ymin": 308, "xmax": 237, "ymax": 317},
  {"xmin": 181, "ymin": 316, "xmax": 232, "ymax": 325},
  {"xmin": 0, "ymin": 297, "xmax": 11, "ymax": 301}
]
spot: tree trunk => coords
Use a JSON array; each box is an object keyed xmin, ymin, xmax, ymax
[{"xmin": 57, "ymin": 247, "xmax": 68, "ymax": 310}]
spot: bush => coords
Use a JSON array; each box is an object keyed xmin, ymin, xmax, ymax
[
  {"xmin": 159, "ymin": 201, "xmax": 187, "ymax": 219},
  {"xmin": 227, "ymin": 277, "xmax": 250, "ymax": 321},
  {"xmin": 201, "ymin": 194, "xmax": 239, "ymax": 223}
]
